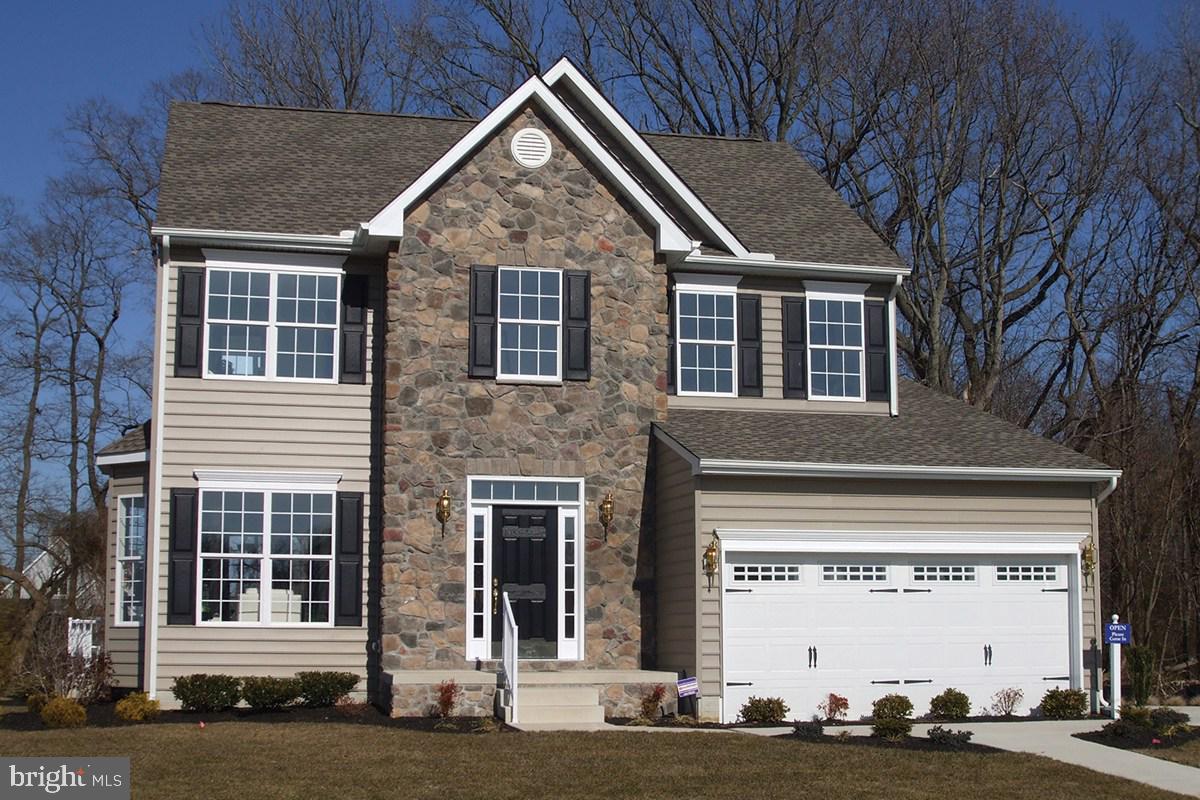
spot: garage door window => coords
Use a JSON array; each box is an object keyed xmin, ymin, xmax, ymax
[
  {"xmin": 732, "ymin": 564, "xmax": 801, "ymax": 583},
  {"xmin": 996, "ymin": 565, "xmax": 1058, "ymax": 582},
  {"xmin": 822, "ymin": 564, "xmax": 887, "ymax": 582},
  {"xmin": 912, "ymin": 565, "xmax": 976, "ymax": 582}
]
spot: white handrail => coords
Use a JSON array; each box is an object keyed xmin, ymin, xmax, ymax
[{"xmin": 501, "ymin": 592, "xmax": 519, "ymax": 724}]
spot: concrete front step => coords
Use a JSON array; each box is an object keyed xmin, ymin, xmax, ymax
[
  {"xmin": 509, "ymin": 683, "xmax": 605, "ymax": 724},
  {"xmin": 520, "ymin": 685, "xmax": 599, "ymax": 708}
]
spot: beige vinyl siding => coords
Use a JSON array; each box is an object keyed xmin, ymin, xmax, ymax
[
  {"xmin": 105, "ymin": 467, "xmax": 149, "ymax": 689},
  {"xmin": 152, "ymin": 247, "xmax": 380, "ymax": 704},
  {"xmin": 654, "ymin": 442, "xmax": 698, "ymax": 677},
  {"xmin": 668, "ymin": 274, "xmax": 893, "ymax": 412},
  {"xmin": 691, "ymin": 476, "xmax": 1100, "ymax": 698}
]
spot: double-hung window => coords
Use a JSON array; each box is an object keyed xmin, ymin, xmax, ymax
[
  {"xmin": 498, "ymin": 267, "xmax": 561, "ymax": 381},
  {"xmin": 115, "ymin": 496, "xmax": 146, "ymax": 625},
  {"xmin": 676, "ymin": 286, "xmax": 737, "ymax": 396},
  {"xmin": 807, "ymin": 289, "xmax": 865, "ymax": 401},
  {"xmin": 205, "ymin": 266, "xmax": 340, "ymax": 381},
  {"xmin": 199, "ymin": 489, "xmax": 335, "ymax": 625}
]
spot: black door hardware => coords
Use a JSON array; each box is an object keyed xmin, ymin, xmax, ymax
[
  {"xmin": 725, "ymin": 588, "xmax": 753, "ymax": 593},
  {"xmin": 1042, "ymin": 676, "xmax": 1070, "ymax": 681},
  {"xmin": 1042, "ymin": 588, "xmax": 1069, "ymax": 593},
  {"xmin": 868, "ymin": 588, "xmax": 899, "ymax": 593},
  {"xmin": 984, "ymin": 644, "xmax": 993, "ymax": 666},
  {"xmin": 726, "ymin": 681, "xmax": 753, "ymax": 687},
  {"xmin": 903, "ymin": 679, "xmax": 933, "ymax": 684},
  {"xmin": 807, "ymin": 646, "xmax": 819, "ymax": 668},
  {"xmin": 903, "ymin": 588, "xmax": 933, "ymax": 593},
  {"xmin": 871, "ymin": 679, "xmax": 901, "ymax": 685}
]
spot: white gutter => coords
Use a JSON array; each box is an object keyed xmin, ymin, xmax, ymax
[
  {"xmin": 150, "ymin": 225, "xmax": 363, "ymax": 253},
  {"xmin": 697, "ymin": 459, "xmax": 1122, "ymax": 483},
  {"xmin": 96, "ymin": 450, "xmax": 149, "ymax": 467},
  {"xmin": 146, "ymin": 235, "xmax": 170, "ymax": 698},
  {"xmin": 1096, "ymin": 474, "xmax": 1120, "ymax": 503},
  {"xmin": 683, "ymin": 252, "xmax": 910, "ymax": 280}
]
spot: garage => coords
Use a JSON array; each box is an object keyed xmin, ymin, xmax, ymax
[{"xmin": 720, "ymin": 544, "xmax": 1080, "ymax": 723}]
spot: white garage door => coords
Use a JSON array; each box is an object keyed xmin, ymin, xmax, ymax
[{"xmin": 722, "ymin": 552, "xmax": 1071, "ymax": 723}]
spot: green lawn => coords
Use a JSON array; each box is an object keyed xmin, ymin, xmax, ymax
[
  {"xmin": 1136, "ymin": 738, "xmax": 1200, "ymax": 769},
  {"xmin": 0, "ymin": 720, "xmax": 1190, "ymax": 800}
]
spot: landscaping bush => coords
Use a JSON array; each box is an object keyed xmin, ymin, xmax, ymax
[
  {"xmin": 1126, "ymin": 645, "xmax": 1155, "ymax": 706},
  {"xmin": 295, "ymin": 671, "xmax": 359, "ymax": 708},
  {"xmin": 929, "ymin": 688, "xmax": 971, "ymax": 720},
  {"xmin": 25, "ymin": 692, "xmax": 50, "ymax": 714},
  {"xmin": 1099, "ymin": 717, "xmax": 1144, "ymax": 739},
  {"xmin": 240, "ymin": 677, "xmax": 301, "ymax": 711},
  {"xmin": 989, "ymin": 687, "xmax": 1024, "ymax": 716},
  {"xmin": 927, "ymin": 725, "xmax": 974, "ymax": 749},
  {"xmin": 738, "ymin": 696, "xmax": 790, "ymax": 724},
  {"xmin": 41, "ymin": 696, "xmax": 86, "ymax": 728},
  {"xmin": 115, "ymin": 692, "xmax": 161, "ymax": 722},
  {"xmin": 1119, "ymin": 703, "xmax": 1152, "ymax": 727},
  {"xmin": 1149, "ymin": 707, "xmax": 1191, "ymax": 737},
  {"xmin": 871, "ymin": 694, "xmax": 913, "ymax": 739},
  {"xmin": 172, "ymin": 674, "xmax": 242, "ymax": 712},
  {"xmin": 434, "ymin": 679, "xmax": 463, "ymax": 718},
  {"xmin": 792, "ymin": 717, "xmax": 824, "ymax": 739},
  {"xmin": 818, "ymin": 692, "xmax": 849, "ymax": 722},
  {"xmin": 640, "ymin": 684, "xmax": 667, "ymax": 720},
  {"xmin": 1039, "ymin": 688, "xmax": 1087, "ymax": 719}
]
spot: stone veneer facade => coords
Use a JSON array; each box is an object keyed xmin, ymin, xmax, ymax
[{"xmin": 381, "ymin": 105, "xmax": 669, "ymax": 714}]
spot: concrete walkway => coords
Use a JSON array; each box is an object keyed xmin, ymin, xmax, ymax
[{"xmin": 737, "ymin": 718, "xmax": 1200, "ymax": 798}]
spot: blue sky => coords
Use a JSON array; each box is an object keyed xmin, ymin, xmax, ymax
[{"xmin": 0, "ymin": 0, "xmax": 1168, "ymax": 209}]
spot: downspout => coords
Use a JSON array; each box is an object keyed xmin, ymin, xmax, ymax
[
  {"xmin": 887, "ymin": 275, "xmax": 902, "ymax": 417},
  {"xmin": 145, "ymin": 235, "xmax": 170, "ymax": 698},
  {"xmin": 1096, "ymin": 474, "xmax": 1119, "ymax": 504}
]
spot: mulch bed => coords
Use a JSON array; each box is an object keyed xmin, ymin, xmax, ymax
[
  {"xmin": 1, "ymin": 701, "xmax": 516, "ymax": 734},
  {"xmin": 775, "ymin": 733, "xmax": 1001, "ymax": 754},
  {"xmin": 1075, "ymin": 726, "xmax": 1200, "ymax": 752}
]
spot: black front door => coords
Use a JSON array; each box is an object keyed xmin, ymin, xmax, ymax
[{"xmin": 492, "ymin": 506, "xmax": 557, "ymax": 659}]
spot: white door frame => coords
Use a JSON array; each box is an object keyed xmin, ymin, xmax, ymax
[{"xmin": 715, "ymin": 529, "xmax": 1089, "ymax": 723}]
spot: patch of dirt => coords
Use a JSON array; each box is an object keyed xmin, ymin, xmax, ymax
[
  {"xmin": 1075, "ymin": 726, "xmax": 1200, "ymax": 752},
  {"xmin": 776, "ymin": 732, "xmax": 1002, "ymax": 754}
]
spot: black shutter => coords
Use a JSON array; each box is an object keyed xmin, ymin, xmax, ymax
[
  {"xmin": 339, "ymin": 274, "xmax": 368, "ymax": 384},
  {"xmin": 335, "ymin": 492, "xmax": 364, "ymax": 627},
  {"xmin": 563, "ymin": 270, "xmax": 591, "ymax": 381},
  {"xmin": 667, "ymin": 282, "xmax": 676, "ymax": 394},
  {"xmin": 174, "ymin": 267, "xmax": 205, "ymax": 378},
  {"xmin": 865, "ymin": 300, "xmax": 890, "ymax": 402},
  {"xmin": 736, "ymin": 294, "xmax": 763, "ymax": 397},
  {"xmin": 782, "ymin": 297, "xmax": 807, "ymax": 398},
  {"xmin": 468, "ymin": 266, "xmax": 498, "ymax": 378},
  {"xmin": 167, "ymin": 489, "xmax": 198, "ymax": 625}
]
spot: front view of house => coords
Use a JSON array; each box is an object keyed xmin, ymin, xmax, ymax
[{"xmin": 96, "ymin": 59, "xmax": 1119, "ymax": 724}]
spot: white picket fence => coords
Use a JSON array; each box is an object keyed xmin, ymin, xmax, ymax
[{"xmin": 67, "ymin": 617, "xmax": 99, "ymax": 664}]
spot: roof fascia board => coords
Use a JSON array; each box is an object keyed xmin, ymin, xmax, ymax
[
  {"xmin": 684, "ymin": 252, "xmax": 910, "ymax": 280},
  {"xmin": 151, "ymin": 226, "xmax": 361, "ymax": 253},
  {"xmin": 96, "ymin": 450, "xmax": 150, "ymax": 467},
  {"xmin": 543, "ymin": 58, "xmax": 750, "ymax": 259},
  {"xmin": 697, "ymin": 459, "xmax": 1122, "ymax": 483},
  {"xmin": 651, "ymin": 425, "xmax": 701, "ymax": 473},
  {"xmin": 367, "ymin": 74, "xmax": 693, "ymax": 254},
  {"xmin": 716, "ymin": 528, "xmax": 1089, "ymax": 555}
]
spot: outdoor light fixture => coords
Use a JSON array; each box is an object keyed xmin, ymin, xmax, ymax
[
  {"xmin": 702, "ymin": 532, "xmax": 720, "ymax": 591},
  {"xmin": 435, "ymin": 489, "xmax": 452, "ymax": 538},
  {"xmin": 599, "ymin": 492, "xmax": 615, "ymax": 541},
  {"xmin": 1081, "ymin": 540, "xmax": 1096, "ymax": 589}
]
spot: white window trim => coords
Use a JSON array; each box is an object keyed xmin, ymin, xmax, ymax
[
  {"xmin": 674, "ymin": 281, "xmax": 739, "ymax": 398},
  {"xmin": 805, "ymin": 288, "xmax": 867, "ymax": 403},
  {"xmin": 194, "ymin": 471, "xmax": 343, "ymax": 629},
  {"xmin": 496, "ymin": 266, "xmax": 563, "ymax": 385},
  {"xmin": 465, "ymin": 476, "xmax": 585, "ymax": 661},
  {"xmin": 114, "ymin": 494, "xmax": 146, "ymax": 627},
  {"xmin": 201, "ymin": 260, "xmax": 343, "ymax": 384}
]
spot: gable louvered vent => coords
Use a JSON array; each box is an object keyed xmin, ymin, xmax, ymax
[{"xmin": 511, "ymin": 128, "xmax": 552, "ymax": 168}]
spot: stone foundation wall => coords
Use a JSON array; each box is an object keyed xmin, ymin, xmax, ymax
[
  {"xmin": 380, "ymin": 103, "xmax": 668, "ymax": 678},
  {"xmin": 388, "ymin": 679, "xmax": 499, "ymax": 718},
  {"xmin": 602, "ymin": 681, "xmax": 679, "ymax": 719}
]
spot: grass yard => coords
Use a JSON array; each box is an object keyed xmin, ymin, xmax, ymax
[
  {"xmin": 1136, "ymin": 738, "xmax": 1200, "ymax": 769},
  {"xmin": 0, "ymin": 720, "xmax": 1190, "ymax": 800}
]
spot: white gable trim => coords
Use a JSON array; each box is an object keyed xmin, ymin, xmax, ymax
[
  {"xmin": 367, "ymin": 74, "xmax": 693, "ymax": 254},
  {"xmin": 543, "ymin": 59, "xmax": 750, "ymax": 259}
]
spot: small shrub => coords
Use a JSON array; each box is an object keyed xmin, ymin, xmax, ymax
[
  {"xmin": 871, "ymin": 717, "xmax": 912, "ymax": 739},
  {"xmin": 1039, "ymin": 688, "xmax": 1087, "ymax": 719},
  {"xmin": 818, "ymin": 692, "xmax": 849, "ymax": 722},
  {"xmin": 115, "ymin": 692, "xmax": 160, "ymax": 722},
  {"xmin": 929, "ymin": 688, "xmax": 971, "ymax": 720},
  {"xmin": 989, "ymin": 687, "xmax": 1024, "ymax": 716},
  {"xmin": 474, "ymin": 716, "xmax": 501, "ymax": 733},
  {"xmin": 792, "ymin": 717, "xmax": 824, "ymax": 739},
  {"xmin": 1101, "ymin": 718, "xmax": 1146, "ymax": 739},
  {"xmin": 1126, "ymin": 645, "xmax": 1155, "ymax": 706},
  {"xmin": 240, "ymin": 677, "xmax": 301, "ymax": 711},
  {"xmin": 41, "ymin": 696, "xmax": 86, "ymax": 729},
  {"xmin": 627, "ymin": 715, "xmax": 655, "ymax": 726},
  {"xmin": 640, "ymin": 684, "xmax": 667, "ymax": 720},
  {"xmin": 435, "ymin": 679, "xmax": 463, "ymax": 718},
  {"xmin": 172, "ymin": 674, "xmax": 242, "ymax": 712},
  {"xmin": 1119, "ymin": 703, "xmax": 1152, "ymax": 727},
  {"xmin": 927, "ymin": 725, "xmax": 973, "ymax": 749},
  {"xmin": 25, "ymin": 692, "xmax": 50, "ymax": 714},
  {"xmin": 1149, "ymin": 707, "xmax": 1191, "ymax": 737},
  {"xmin": 738, "ymin": 696, "xmax": 790, "ymax": 724},
  {"xmin": 670, "ymin": 714, "xmax": 700, "ymax": 727},
  {"xmin": 871, "ymin": 694, "xmax": 914, "ymax": 739},
  {"xmin": 296, "ymin": 671, "xmax": 359, "ymax": 708}
]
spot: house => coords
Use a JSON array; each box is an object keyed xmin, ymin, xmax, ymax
[{"xmin": 98, "ymin": 59, "xmax": 1119, "ymax": 724}]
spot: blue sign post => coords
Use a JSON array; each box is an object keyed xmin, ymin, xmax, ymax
[{"xmin": 1104, "ymin": 623, "xmax": 1131, "ymax": 645}]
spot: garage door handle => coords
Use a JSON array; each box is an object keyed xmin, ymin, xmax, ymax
[
  {"xmin": 726, "ymin": 681, "xmax": 753, "ymax": 687},
  {"xmin": 903, "ymin": 679, "xmax": 933, "ymax": 684},
  {"xmin": 902, "ymin": 588, "xmax": 932, "ymax": 593},
  {"xmin": 1041, "ymin": 588, "xmax": 1068, "ymax": 593},
  {"xmin": 725, "ymin": 588, "xmax": 753, "ymax": 593},
  {"xmin": 871, "ymin": 679, "xmax": 901, "ymax": 685},
  {"xmin": 868, "ymin": 588, "xmax": 898, "ymax": 593}
]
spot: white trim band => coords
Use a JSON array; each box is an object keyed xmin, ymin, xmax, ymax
[
  {"xmin": 715, "ymin": 528, "xmax": 1091, "ymax": 555},
  {"xmin": 97, "ymin": 450, "xmax": 149, "ymax": 466},
  {"xmin": 193, "ymin": 470, "xmax": 343, "ymax": 492}
]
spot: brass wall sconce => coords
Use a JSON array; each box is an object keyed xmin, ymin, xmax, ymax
[
  {"xmin": 435, "ymin": 489, "xmax": 452, "ymax": 538},
  {"xmin": 702, "ymin": 532, "xmax": 720, "ymax": 591},
  {"xmin": 1081, "ymin": 540, "xmax": 1096, "ymax": 589},
  {"xmin": 599, "ymin": 492, "xmax": 615, "ymax": 542}
]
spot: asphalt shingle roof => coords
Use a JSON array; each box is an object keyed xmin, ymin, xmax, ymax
[
  {"xmin": 98, "ymin": 421, "xmax": 150, "ymax": 456},
  {"xmin": 157, "ymin": 102, "xmax": 907, "ymax": 269},
  {"xmin": 658, "ymin": 381, "xmax": 1112, "ymax": 472}
]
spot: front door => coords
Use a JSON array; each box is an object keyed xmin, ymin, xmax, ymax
[{"xmin": 491, "ymin": 506, "xmax": 558, "ymax": 658}]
